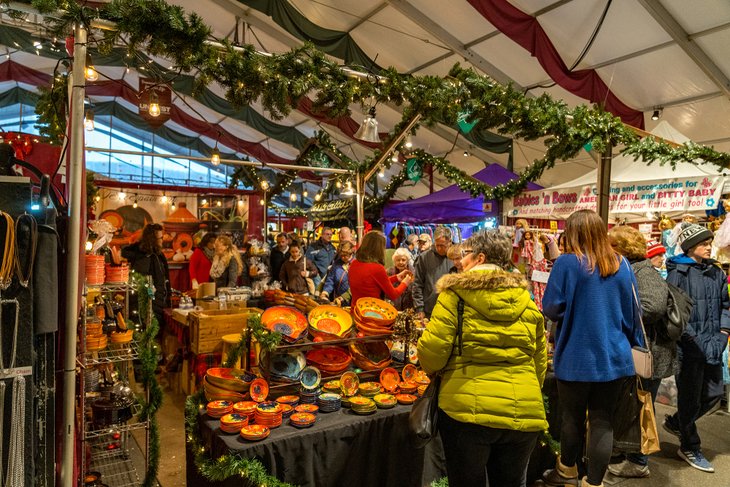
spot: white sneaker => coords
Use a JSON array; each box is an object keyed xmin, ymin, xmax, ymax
[{"xmin": 607, "ymin": 459, "xmax": 650, "ymax": 478}]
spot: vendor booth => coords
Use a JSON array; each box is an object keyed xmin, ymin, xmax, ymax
[{"xmin": 506, "ymin": 122, "xmax": 728, "ymax": 222}]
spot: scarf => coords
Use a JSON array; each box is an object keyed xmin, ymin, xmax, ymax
[
  {"xmin": 210, "ymin": 252, "xmax": 232, "ymax": 279},
  {"xmin": 202, "ymin": 247, "xmax": 215, "ymax": 261}
]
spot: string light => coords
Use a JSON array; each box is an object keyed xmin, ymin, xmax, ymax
[
  {"xmin": 118, "ymin": 191, "xmax": 126, "ymax": 201},
  {"xmin": 260, "ymin": 180, "xmax": 270, "ymax": 191},
  {"xmin": 84, "ymin": 110, "xmax": 94, "ymax": 131},
  {"xmin": 216, "ymin": 200, "xmax": 222, "ymax": 207},
  {"xmin": 391, "ymin": 151, "xmax": 399, "ymax": 163},
  {"xmin": 84, "ymin": 53, "xmax": 98, "ymax": 82},
  {"xmin": 133, "ymin": 195, "xmax": 138, "ymax": 208},
  {"xmin": 237, "ymin": 197, "xmax": 244, "ymax": 207},
  {"xmin": 378, "ymin": 169, "xmax": 385, "ymax": 178},
  {"xmin": 94, "ymin": 195, "xmax": 101, "ymax": 202},
  {"xmin": 335, "ymin": 180, "xmax": 342, "ymax": 189},
  {"xmin": 290, "ymin": 193, "xmax": 297, "ymax": 202},
  {"xmin": 259, "ymin": 199, "xmax": 265, "ymax": 206},
  {"xmin": 404, "ymin": 134, "xmax": 413, "ymax": 149},
  {"xmin": 170, "ymin": 199, "xmax": 176, "ymax": 211},
  {"xmin": 315, "ymin": 193, "xmax": 322, "ymax": 201},
  {"xmin": 211, "ymin": 145, "xmax": 221, "ymax": 166},
  {"xmin": 201, "ymin": 198, "xmax": 208, "ymax": 206},
  {"xmin": 160, "ymin": 194, "xmax": 168, "ymax": 204},
  {"xmin": 302, "ymin": 189, "xmax": 308, "ymax": 197},
  {"xmin": 148, "ymin": 91, "xmax": 161, "ymax": 117}
]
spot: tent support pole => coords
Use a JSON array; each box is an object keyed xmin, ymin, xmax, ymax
[
  {"xmin": 355, "ymin": 173, "xmax": 365, "ymax": 242},
  {"xmin": 597, "ymin": 145, "xmax": 613, "ymax": 226},
  {"xmin": 61, "ymin": 24, "xmax": 87, "ymax": 487}
]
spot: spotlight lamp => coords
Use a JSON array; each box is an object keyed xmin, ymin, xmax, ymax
[
  {"xmin": 404, "ymin": 134, "xmax": 413, "ymax": 149},
  {"xmin": 651, "ymin": 108, "xmax": 662, "ymax": 121},
  {"xmin": 463, "ymin": 150, "xmax": 469, "ymax": 157}
]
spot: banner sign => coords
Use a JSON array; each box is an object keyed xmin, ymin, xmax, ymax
[
  {"xmin": 309, "ymin": 198, "xmax": 352, "ymax": 221},
  {"xmin": 508, "ymin": 176, "xmax": 726, "ymax": 219}
]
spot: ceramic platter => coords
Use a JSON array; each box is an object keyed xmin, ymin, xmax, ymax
[
  {"xmin": 240, "ymin": 424, "xmax": 270, "ymax": 441},
  {"xmin": 339, "ymin": 371, "xmax": 360, "ymax": 397},
  {"xmin": 261, "ymin": 306, "xmax": 308, "ymax": 342},
  {"xmin": 249, "ymin": 378, "xmax": 269, "ymax": 403}
]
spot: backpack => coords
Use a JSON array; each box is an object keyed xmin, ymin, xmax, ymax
[{"xmin": 662, "ymin": 281, "xmax": 694, "ymax": 342}]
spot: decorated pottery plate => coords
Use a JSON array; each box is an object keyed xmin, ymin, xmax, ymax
[
  {"xmin": 232, "ymin": 401, "xmax": 258, "ymax": 414},
  {"xmin": 379, "ymin": 367, "xmax": 400, "ymax": 393},
  {"xmin": 300, "ymin": 366, "xmax": 321, "ymax": 390},
  {"xmin": 261, "ymin": 306, "xmax": 308, "ymax": 341},
  {"xmin": 294, "ymin": 404, "xmax": 319, "ymax": 414},
  {"xmin": 349, "ymin": 396, "xmax": 374, "ymax": 406},
  {"xmin": 249, "ymin": 378, "xmax": 269, "ymax": 403},
  {"xmin": 373, "ymin": 394, "xmax": 397, "ymax": 406},
  {"xmin": 339, "ymin": 371, "xmax": 360, "ymax": 397},
  {"xmin": 290, "ymin": 412, "xmax": 316, "ymax": 424},
  {"xmin": 240, "ymin": 424, "xmax": 270, "ymax": 440},
  {"xmin": 358, "ymin": 382, "xmax": 381, "ymax": 395},
  {"xmin": 396, "ymin": 393, "xmax": 417, "ymax": 405},
  {"xmin": 308, "ymin": 305, "xmax": 353, "ymax": 336},
  {"xmin": 207, "ymin": 400, "xmax": 232, "ymax": 410},
  {"xmin": 401, "ymin": 364, "xmax": 418, "ymax": 384},
  {"xmin": 275, "ymin": 395, "xmax": 300, "ymax": 405},
  {"xmin": 256, "ymin": 401, "xmax": 281, "ymax": 414},
  {"xmin": 322, "ymin": 380, "xmax": 341, "ymax": 392},
  {"xmin": 318, "ymin": 393, "xmax": 341, "ymax": 402},
  {"xmin": 172, "ymin": 232, "xmax": 194, "ymax": 253}
]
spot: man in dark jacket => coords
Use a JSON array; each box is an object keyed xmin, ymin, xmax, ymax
[
  {"xmin": 413, "ymin": 227, "xmax": 453, "ymax": 319},
  {"xmin": 268, "ymin": 232, "xmax": 290, "ymax": 284},
  {"xmin": 305, "ymin": 227, "xmax": 335, "ymax": 286},
  {"xmin": 121, "ymin": 223, "xmax": 171, "ymax": 324},
  {"xmin": 664, "ymin": 223, "xmax": 730, "ymax": 474}
]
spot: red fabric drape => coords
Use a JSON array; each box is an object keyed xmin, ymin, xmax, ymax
[{"xmin": 467, "ymin": 0, "xmax": 644, "ymax": 129}]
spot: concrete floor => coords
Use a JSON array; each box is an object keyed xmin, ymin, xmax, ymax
[{"xmin": 151, "ymin": 377, "xmax": 730, "ymax": 487}]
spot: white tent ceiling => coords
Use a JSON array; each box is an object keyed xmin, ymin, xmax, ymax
[{"xmin": 1, "ymin": 0, "xmax": 729, "ymax": 202}]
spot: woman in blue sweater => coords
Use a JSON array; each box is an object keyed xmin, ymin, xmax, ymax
[{"xmin": 542, "ymin": 210, "xmax": 644, "ymax": 487}]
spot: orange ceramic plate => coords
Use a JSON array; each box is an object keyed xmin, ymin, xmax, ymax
[
  {"xmin": 401, "ymin": 364, "xmax": 418, "ymax": 384},
  {"xmin": 306, "ymin": 347, "xmax": 351, "ymax": 369},
  {"xmin": 349, "ymin": 396, "xmax": 375, "ymax": 406},
  {"xmin": 249, "ymin": 378, "xmax": 269, "ymax": 403},
  {"xmin": 233, "ymin": 401, "xmax": 258, "ymax": 414},
  {"xmin": 339, "ymin": 371, "xmax": 359, "ymax": 397},
  {"xmin": 240, "ymin": 424, "xmax": 270, "ymax": 440},
  {"xmin": 99, "ymin": 210, "xmax": 123, "ymax": 230},
  {"xmin": 373, "ymin": 393, "xmax": 397, "ymax": 406},
  {"xmin": 295, "ymin": 404, "xmax": 319, "ymax": 414},
  {"xmin": 379, "ymin": 367, "xmax": 400, "ymax": 393},
  {"xmin": 396, "ymin": 393, "xmax": 417, "ymax": 405},
  {"xmin": 308, "ymin": 305, "xmax": 353, "ymax": 336},
  {"xmin": 172, "ymin": 232, "xmax": 194, "ymax": 252},
  {"xmin": 275, "ymin": 395, "xmax": 300, "ymax": 405}
]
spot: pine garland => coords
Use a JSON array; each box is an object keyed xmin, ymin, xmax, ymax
[
  {"xmin": 130, "ymin": 271, "xmax": 163, "ymax": 487},
  {"xmin": 221, "ymin": 313, "xmax": 282, "ymax": 368}
]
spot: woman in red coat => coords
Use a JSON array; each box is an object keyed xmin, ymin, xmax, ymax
[
  {"xmin": 349, "ymin": 231, "xmax": 413, "ymax": 307},
  {"xmin": 189, "ymin": 233, "xmax": 216, "ymax": 290}
]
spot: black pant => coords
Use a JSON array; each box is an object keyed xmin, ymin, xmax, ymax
[
  {"xmin": 438, "ymin": 409, "xmax": 538, "ymax": 487},
  {"xmin": 670, "ymin": 355, "xmax": 724, "ymax": 451},
  {"xmin": 557, "ymin": 378, "xmax": 625, "ymax": 486}
]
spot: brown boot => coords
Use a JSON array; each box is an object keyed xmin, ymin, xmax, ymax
[
  {"xmin": 542, "ymin": 457, "xmax": 579, "ymax": 486},
  {"xmin": 581, "ymin": 477, "xmax": 603, "ymax": 487}
]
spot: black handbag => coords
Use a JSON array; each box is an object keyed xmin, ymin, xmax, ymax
[
  {"xmin": 612, "ymin": 376, "xmax": 643, "ymax": 453},
  {"xmin": 408, "ymin": 297, "xmax": 464, "ymax": 448}
]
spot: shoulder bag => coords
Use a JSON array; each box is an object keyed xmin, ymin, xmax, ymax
[
  {"xmin": 625, "ymin": 259, "xmax": 653, "ymax": 379},
  {"xmin": 408, "ymin": 297, "xmax": 464, "ymax": 448},
  {"xmin": 664, "ymin": 281, "xmax": 693, "ymax": 342}
]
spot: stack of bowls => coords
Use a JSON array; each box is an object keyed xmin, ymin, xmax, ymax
[
  {"xmin": 294, "ymin": 404, "xmax": 319, "ymax": 414},
  {"xmin": 373, "ymin": 393, "xmax": 397, "ymax": 409},
  {"xmin": 206, "ymin": 400, "xmax": 233, "ymax": 418},
  {"xmin": 349, "ymin": 396, "xmax": 377, "ymax": 415},
  {"xmin": 232, "ymin": 401, "xmax": 258, "ymax": 423},
  {"xmin": 352, "ymin": 298, "xmax": 397, "ymax": 336},
  {"xmin": 254, "ymin": 402, "xmax": 283, "ymax": 428},
  {"xmin": 275, "ymin": 395, "xmax": 300, "ymax": 408},
  {"xmin": 290, "ymin": 412, "xmax": 316, "ymax": 428},
  {"xmin": 317, "ymin": 393, "xmax": 342, "ymax": 412},
  {"xmin": 358, "ymin": 382, "xmax": 382, "ymax": 398},
  {"xmin": 240, "ymin": 424, "xmax": 270, "ymax": 441},
  {"xmin": 396, "ymin": 393, "xmax": 417, "ymax": 405},
  {"xmin": 220, "ymin": 413, "xmax": 249, "ymax": 433},
  {"xmin": 305, "ymin": 347, "xmax": 352, "ymax": 375},
  {"xmin": 322, "ymin": 380, "xmax": 341, "ymax": 394}
]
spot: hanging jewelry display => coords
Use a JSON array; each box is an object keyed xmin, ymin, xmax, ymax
[
  {"xmin": 0, "ymin": 212, "xmax": 15, "ymax": 290},
  {"xmin": 4, "ymin": 375, "xmax": 25, "ymax": 487},
  {"xmin": 13, "ymin": 213, "xmax": 37, "ymax": 288}
]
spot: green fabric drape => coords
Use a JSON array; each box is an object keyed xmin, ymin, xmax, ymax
[
  {"xmin": 237, "ymin": 0, "xmax": 380, "ymax": 72},
  {"xmin": 462, "ymin": 127, "xmax": 514, "ymax": 169}
]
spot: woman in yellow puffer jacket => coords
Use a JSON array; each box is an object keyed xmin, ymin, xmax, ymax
[{"xmin": 417, "ymin": 230, "xmax": 547, "ymax": 487}]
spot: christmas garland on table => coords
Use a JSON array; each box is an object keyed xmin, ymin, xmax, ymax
[
  {"xmin": 183, "ymin": 313, "xmax": 292, "ymax": 486},
  {"xmin": 129, "ymin": 271, "xmax": 163, "ymax": 487}
]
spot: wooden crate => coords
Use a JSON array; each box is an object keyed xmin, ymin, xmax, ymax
[{"xmin": 188, "ymin": 308, "xmax": 262, "ymax": 354}]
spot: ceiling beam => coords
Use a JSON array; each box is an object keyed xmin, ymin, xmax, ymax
[
  {"xmin": 346, "ymin": 1, "xmax": 389, "ymax": 33},
  {"xmin": 389, "ymin": 0, "xmax": 522, "ymax": 88},
  {"xmin": 638, "ymin": 0, "xmax": 730, "ymax": 98}
]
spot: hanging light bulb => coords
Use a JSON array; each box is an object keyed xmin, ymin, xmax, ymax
[
  {"xmin": 346, "ymin": 180, "xmax": 353, "ymax": 190},
  {"xmin": 211, "ymin": 146, "xmax": 221, "ymax": 166},
  {"xmin": 84, "ymin": 53, "xmax": 98, "ymax": 82},
  {"xmin": 260, "ymin": 180, "xmax": 270, "ymax": 191},
  {"xmin": 160, "ymin": 194, "xmax": 168, "ymax": 204},
  {"xmin": 201, "ymin": 198, "xmax": 208, "ymax": 206},
  {"xmin": 463, "ymin": 150, "xmax": 469, "ymax": 157},
  {"xmin": 94, "ymin": 195, "xmax": 101, "ymax": 202},
  {"xmin": 170, "ymin": 199, "xmax": 176, "ymax": 211},
  {"xmin": 85, "ymin": 241, "xmax": 93, "ymax": 252},
  {"xmin": 118, "ymin": 191, "xmax": 126, "ymax": 201},
  {"xmin": 148, "ymin": 91, "xmax": 161, "ymax": 117},
  {"xmin": 237, "ymin": 197, "xmax": 244, "ymax": 207},
  {"xmin": 391, "ymin": 151, "xmax": 399, "ymax": 163},
  {"xmin": 216, "ymin": 200, "xmax": 222, "ymax": 207},
  {"xmin": 354, "ymin": 106, "xmax": 380, "ymax": 143},
  {"xmin": 378, "ymin": 169, "xmax": 385, "ymax": 178},
  {"xmin": 404, "ymin": 134, "xmax": 413, "ymax": 149},
  {"xmin": 315, "ymin": 193, "xmax": 322, "ymax": 201},
  {"xmin": 335, "ymin": 180, "xmax": 342, "ymax": 189},
  {"xmin": 303, "ymin": 189, "xmax": 309, "ymax": 198},
  {"xmin": 84, "ymin": 110, "xmax": 94, "ymax": 131},
  {"xmin": 290, "ymin": 193, "xmax": 297, "ymax": 202},
  {"xmin": 133, "ymin": 196, "xmax": 138, "ymax": 208},
  {"xmin": 259, "ymin": 199, "xmax": 265, "ymax": 206}
]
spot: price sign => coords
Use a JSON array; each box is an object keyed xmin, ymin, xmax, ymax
[{"xmin": 550, "ymin": 221, "xmax": 558, "ymax": 232}]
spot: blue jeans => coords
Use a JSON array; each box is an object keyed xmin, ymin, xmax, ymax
[
  {"xmin": 626, "ymin": 377, "xmax": 662, "ymax": 466},
  {"xmin": 438, "ymin": 409, "xmax": 538, "ymax": 487}
]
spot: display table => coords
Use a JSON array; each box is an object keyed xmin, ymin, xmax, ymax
[{"xmin": 187, "ymin": 404, "xmax": 447, "ymax": 487}]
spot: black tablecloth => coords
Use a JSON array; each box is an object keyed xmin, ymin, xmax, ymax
[{"xmin": 188, "ymin": 404, "xmax": 447, "ymax": 487}]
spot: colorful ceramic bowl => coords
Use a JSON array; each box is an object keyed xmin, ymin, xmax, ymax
[
  {"xmin": 268, "ymin": 351, "xmax": 307, "ymax": 381},
  {"xmin": 205, "ymin": 368, "xmax": 254, "ymax": 393},
  {"xmin": 275, "ymin": 395, "xmax": 300, "ymax": 406},
  {"xmin": 401, "ymin": 364, "xmax": 418, "ymax": 384},
  {"xmin": 300, "ymin": 366, "xmax": 322, "ymax": 390},
  {"xmin": 358, "ymin": 382, "xmax": 382, "ymax": 397},
  {"xmin": 396, "ymin": 393, "xmax": 417, "ymax": 405},
  {"xmin": 240, "ymin": 424, "xmax": 270, "ymax": 441},
  {"xmin": 373, "ymin": 393, "xmax": 397, "ymax": 408},
  {"xmin": 353, "ymin": 298, "xmax": 397, "ymax": 327},
  {"xmin": 339, "ymin": 371, "xmax": 360, "ymax": 397},
  {"xmin": 349, "ymin": 341, "xmax": 392, "ymax": 371},
  {"xmin": 290, "ymin": 412, "xmax": 316, "ymax": 428},
  {"xmin": 306, "ymin": 347, "xmax": 352, "ymax": 375},
  {"xmin": 308, "ymin": 305, "xmax": 354, "ymax": 340},
  {"xmin": 261, "ymin": 306, "xmax": 308, "ymax": 342}
]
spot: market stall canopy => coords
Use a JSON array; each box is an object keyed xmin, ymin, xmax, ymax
[
  {"xmin": 1, "ymin": 0, "xmax": 730, "ymax": 199},
  {"xmin": 506, "ymin": 121, "xmax": 728, "ymax": 221},
  {"xmin": 382, "ymin": 164, "xmax": 541, "ymax": 223}
]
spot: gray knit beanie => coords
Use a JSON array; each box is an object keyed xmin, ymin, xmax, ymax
[{"xmin": 677, "ymin": 223, "xmax": 713, "ymax": 253}]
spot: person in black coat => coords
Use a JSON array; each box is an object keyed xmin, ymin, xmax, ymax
[
  {"xmin": 121, "ymin": 223, "xmax": 171, "ymax": 324},
  {"xmin": 269, "ymin": 232, "xmax": 290, "ymax": 284}
]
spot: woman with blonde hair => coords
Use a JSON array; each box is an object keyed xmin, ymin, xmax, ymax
[
  {"xmin": 348, "ymin": 231, "xmax": 413, "ymax": 307},
  {"xmin": 446, "ymin": 243, "xmax": 463, "ymax": 273},
  {"xmin": 210, "ymin": 235, "xmax": 243, "ymax": 289},
  {"xmin": 387, "ymin": 247, "xmax": 415, "ymax": 310},
  {"xmin": 542, "ymin": 210, "xmax": 644, "ymax": 487}
]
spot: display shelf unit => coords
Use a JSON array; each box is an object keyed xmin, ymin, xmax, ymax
[{"xmin": 78, "ymin": 280, "xmax": 149, "ymax": 487}]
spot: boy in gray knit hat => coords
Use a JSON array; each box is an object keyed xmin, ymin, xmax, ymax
[{"xmin": 664, "ymin": 222, "xmax": 730, "ymax": 473}]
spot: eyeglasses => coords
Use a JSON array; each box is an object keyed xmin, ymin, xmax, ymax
[{"xmin": 460, "ymin": 249, "xmax": 474, "ymax": 258}]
